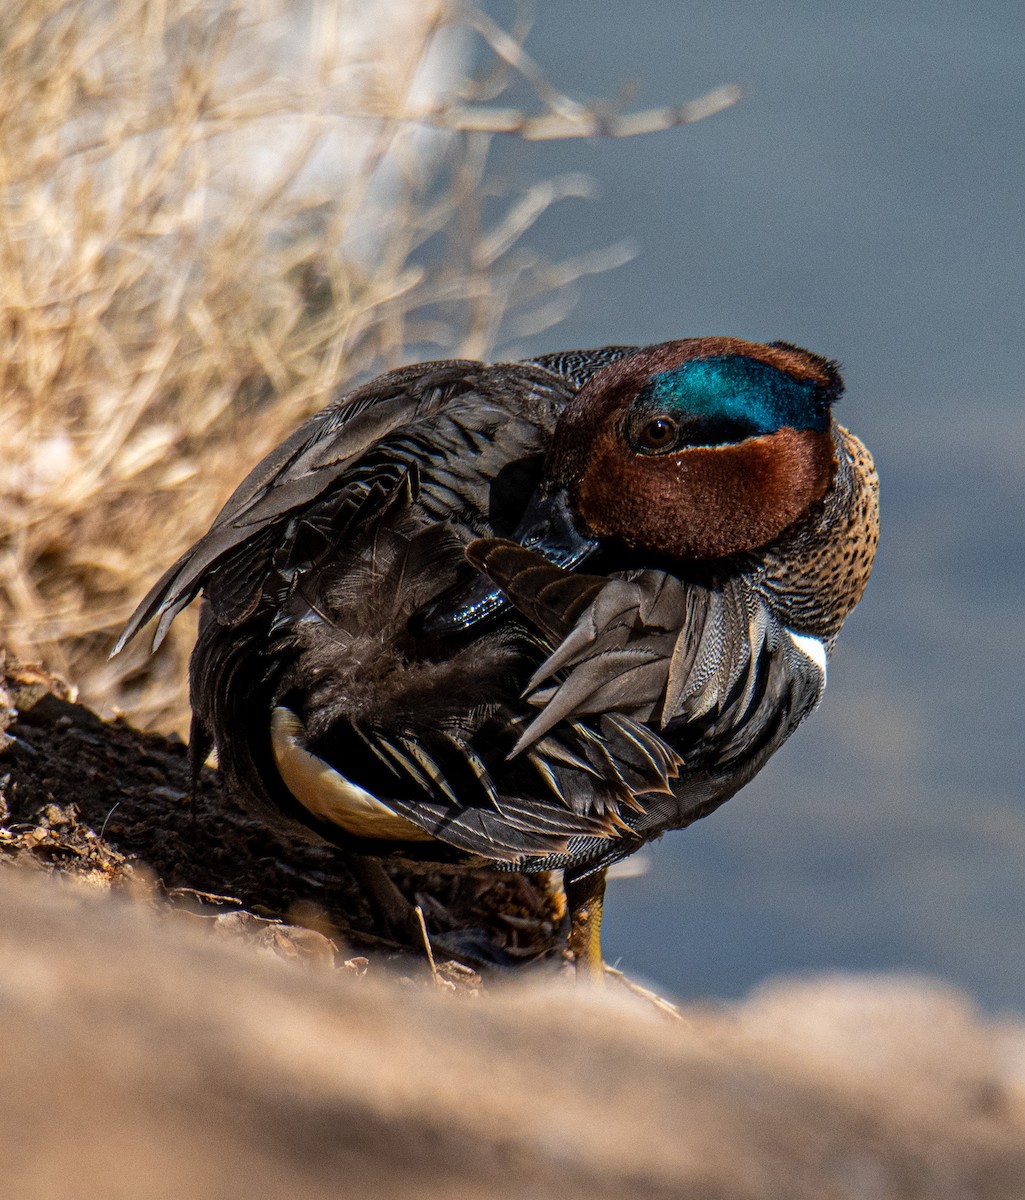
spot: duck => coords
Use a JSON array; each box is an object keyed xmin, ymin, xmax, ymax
[{"xmin": 116, "ymin": 336, "xmax": 879, "ymax": 977}]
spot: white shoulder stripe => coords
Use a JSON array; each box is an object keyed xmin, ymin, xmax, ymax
[{"xmin": 787, "ymin": 629, "xmax": 828, "ymax": 679}]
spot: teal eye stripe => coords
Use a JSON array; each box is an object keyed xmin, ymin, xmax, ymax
[{"xmin": 637, "ymin": 356, "xmax": 829, "ymax": 434}]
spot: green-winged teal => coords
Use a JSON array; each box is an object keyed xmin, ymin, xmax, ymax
[{"xmin": 118, "ymin": 337, "xmax": 879, "ymax": 976}]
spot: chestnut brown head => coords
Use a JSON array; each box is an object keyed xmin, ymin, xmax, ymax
[{"xmin": 545, "ymin": 337, "xmax": 841, "ymax": 561}]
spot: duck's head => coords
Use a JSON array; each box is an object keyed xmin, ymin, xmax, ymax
[
  {"xmin": 416, "ymin": 337, "xmax": 843, "ymax": 635},
  {"xmin": 541, "ymin": 336, "xmax": 841, "ymax": 562}
]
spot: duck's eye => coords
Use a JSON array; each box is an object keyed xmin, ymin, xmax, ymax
[{"xmin": 637, "ymin": 416, "xmax": 678, "ymax": 452}]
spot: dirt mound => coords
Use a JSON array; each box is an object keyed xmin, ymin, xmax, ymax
[{"xmin": 2, "ymin": 869, "xmax": 1024, "ymax": 1200}]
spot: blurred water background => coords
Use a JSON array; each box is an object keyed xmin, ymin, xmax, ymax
[{"xmin": 481, "ymin": 0, "xmax": 1025, "ymax": 1010}]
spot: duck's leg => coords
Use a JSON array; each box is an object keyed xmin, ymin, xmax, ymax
[
  {"xmin": 347, "ymin": 855, "xmax": 420, "ymax": 943},
  {"xmin": 564, "ymin": 866, "xmax": 608, "ymax": 981}
]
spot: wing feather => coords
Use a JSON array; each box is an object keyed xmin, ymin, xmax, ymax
[
  {"xmin": 464, "ymin": 538, "xmax": 827, "ymax": 858},
  {"xmin": 115, "ymin": 362, "xmax": 481, "ymax": 653}
]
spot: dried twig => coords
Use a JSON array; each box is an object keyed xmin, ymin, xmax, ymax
[
  {"xmin": 415, "ymin": 904, "xmax": 441, "ymax": 987},
  {"xmin": 603, "ymin": 964, "xmax": 686, "ymax": 1022},
  {"xmin": 420, "ymin": 85, "xmax": 741, "ymax": 141}
]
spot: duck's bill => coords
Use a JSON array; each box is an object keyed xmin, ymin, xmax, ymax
[
  {"xmin": 499, "ymin": 486, "xmax": 599, "ymax": 573},
  {"xmin": 412, "ymin": 488, "xmax": 599, "ymax": 636}
]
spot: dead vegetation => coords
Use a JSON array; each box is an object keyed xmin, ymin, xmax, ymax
[{"xmin": 0, "ymin": 0, "xmax": 737, "ymax": 734}]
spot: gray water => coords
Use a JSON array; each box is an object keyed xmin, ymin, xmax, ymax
[{"xmin": 485, "ymin": 1, "xmax": 1025, "ymax": 1009}]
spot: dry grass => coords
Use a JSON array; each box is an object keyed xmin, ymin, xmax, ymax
[{"xmin": 0, "ymin": 0, "xmax": 737, "ymax": 733}]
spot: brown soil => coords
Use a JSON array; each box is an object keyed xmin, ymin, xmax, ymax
[
  {"xmin": 5, "ymin": 658, "xmax": 1025, "ymax": 1200},
  {"xmin": 0, "ymin": 656, "xmax": 563, "ymax": 982}
]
